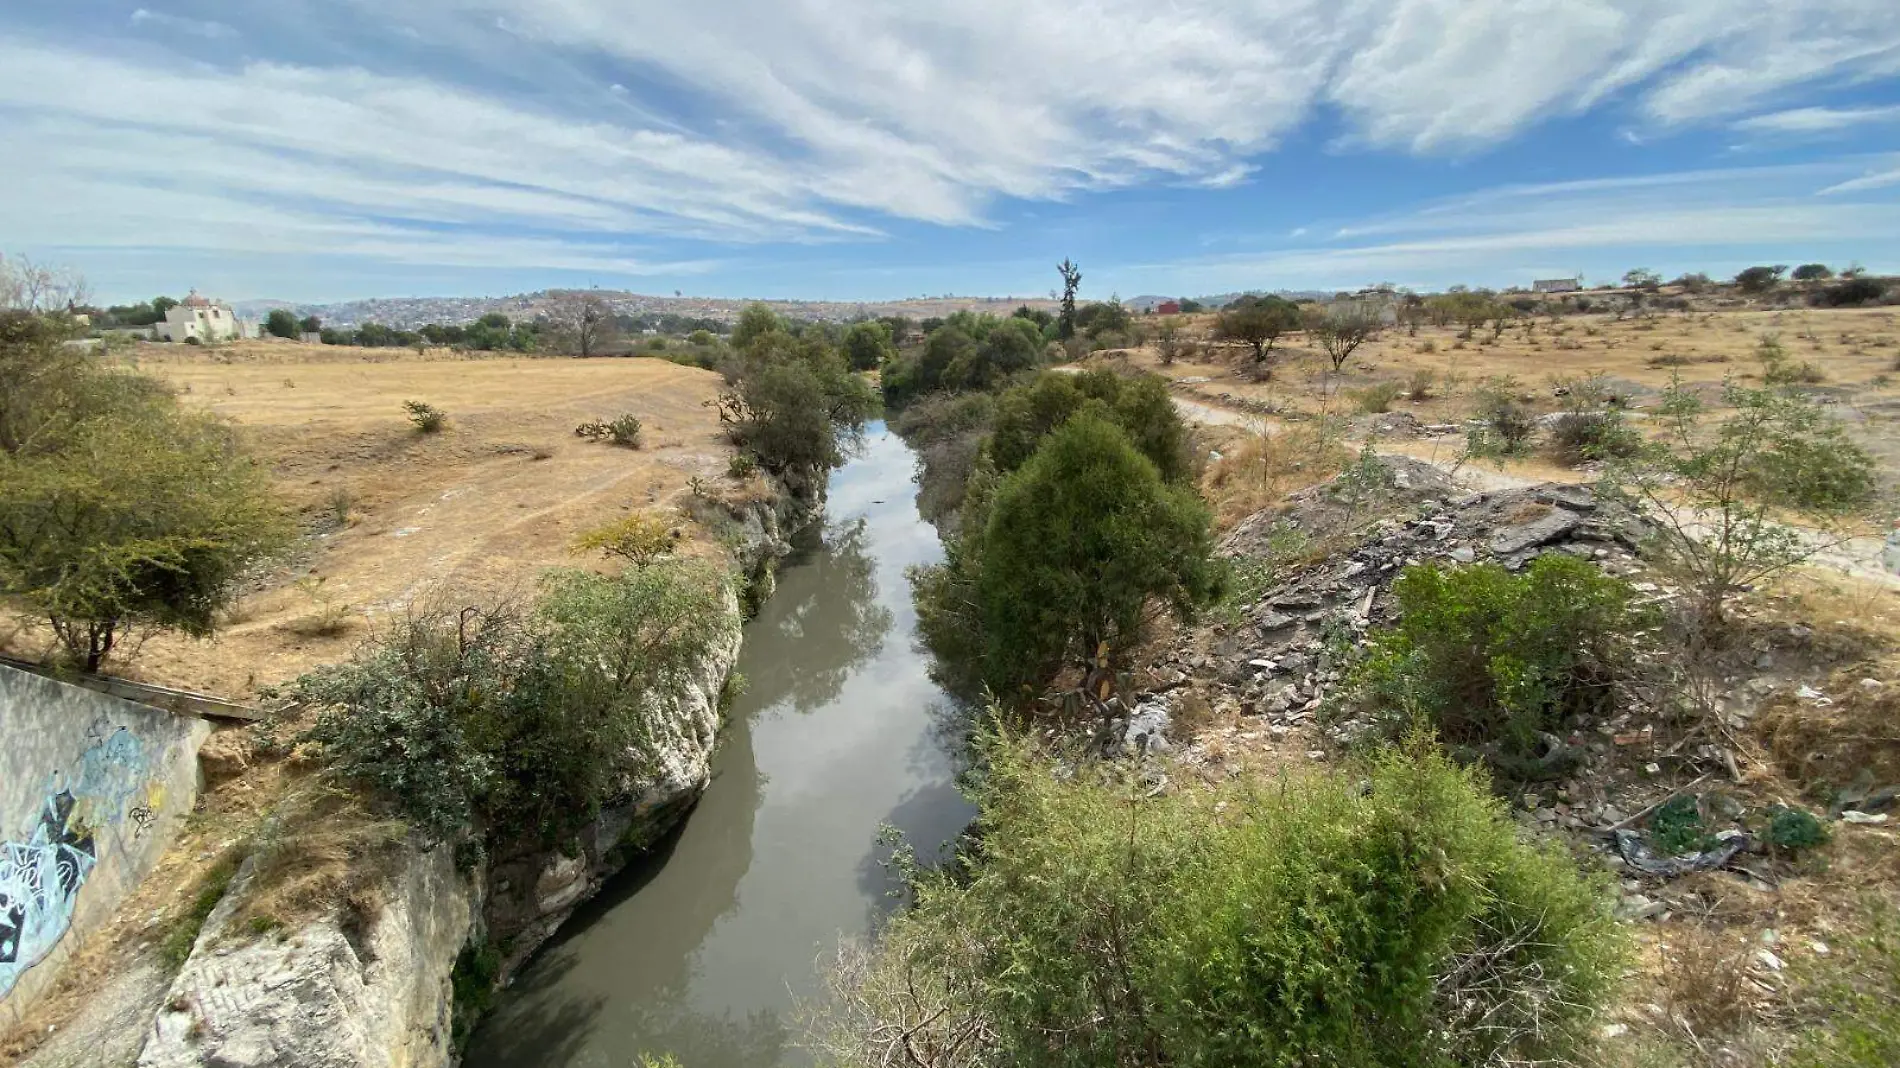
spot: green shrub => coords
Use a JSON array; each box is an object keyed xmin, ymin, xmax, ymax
[
  {"xmin": 284, "ymin": 561, "xmax": 736, "ymax": 846},
  {"xmin": 988, "ymin": 368, "xmax": 1192, "ymax": 483},
  {"xmin": 970, "ymin": 414, "xmax": 1215, "ymax": 694},
  {"xmin": 570, "ymin": 512, "xmax": 678, "ymax": 565},
  {"xmin": 1765, "ymin": 804, "xmax": 1830, "ymax": 852},
  {"xmin": 816, "ymin": 738, "xmax": 1624, "ymax": 1068},
  {"xmin": 1340, "ymin": 555, "xmax": 1650, "ymax": 777},
  {"xmin": 1649, "ymin": 794, "xmax": 1715, "ymax": 855},
  {"xmin": 403, "ymin": 400, "xmax": 447, "ymax": 433},
  {"xmin": 1603, "ymin": 377, "xmax": 1878, "ymax": 627},
  {"xmin": 608, "ymin": 412, "xmax": 642, "ymax": 448},
  {"xmin": 715, "ymin": 327, "xmax": 877, "ymax": 483},
  {"xmin": 1352, "ymin": 381, "xmax": 1404, "ymax": 413},
  {"xmin": 1465, "ymin": 382, "xmax": 1535, "ymax": 459}
]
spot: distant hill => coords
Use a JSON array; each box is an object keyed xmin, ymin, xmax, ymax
[{"xmin": 230, "ymin": 290, "xmax": 1064, "ymax": 330}]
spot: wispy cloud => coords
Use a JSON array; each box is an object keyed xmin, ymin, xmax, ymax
[
  {"xmin": 1734, "ymin": 104, "xmax": 1900, "ymax": 134},
  {"xmin": 1147, "ymin": 162, "xmax": 1900, "ymax": 290}
]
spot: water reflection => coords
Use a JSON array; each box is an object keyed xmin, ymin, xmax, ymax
[
  {"xmin": 470, "ymin": 424, "xmax": 973, "ymax": 1068},
  {"xmin": 743, "ymin": 517, "xmax": 894, "ymax": 714}
]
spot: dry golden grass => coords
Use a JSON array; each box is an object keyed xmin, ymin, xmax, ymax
[
  {"xmin": 1116, "ymin": 305, "xmax": 1900, "ymax": 491},
  {"xmin": 1201, "ymin": 421, "xmax": 1352, "ymax": 528},
  {"xmin": 1, "ymin": 346, "xmax": 739, "ymax": 698}
]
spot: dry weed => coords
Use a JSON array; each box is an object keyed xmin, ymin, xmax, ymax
[
  {"xmin": 1201, "ymin": 422, "xmax": 1350, "ymax": 528},
  {"xmin": 233, "ymin": 780, "xmax": 406, "ymax": 934}
]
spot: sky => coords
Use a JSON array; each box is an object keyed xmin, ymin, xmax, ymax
[{"xmin": 4, "ymin": 1, "xmax": 1900, "ymax": 305}]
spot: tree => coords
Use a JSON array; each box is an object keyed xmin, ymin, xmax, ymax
[
  {"xmin": 841, "ymin": 320, "xmax": 896, "ymax": 372},
  {"xmin": 0, "ymin": 312, "xmax": 290, "ymax": 669},
  {"xmin": 152, "ymin": 295, "xmax": 179, "ymax": 318},
  {"xmin": 1735, "ymin": 265, "xmax": 1787, "ymax": 294},
  {"xmin": 1056, "ymin": 259, "xmax": 1082, "ymax": 341},
  {"xmin": 264, "ymin": 309, "xmax": 300, "ymax": 339},
  {"xmin": 0, "ymin": 253, "xmax": 89, "ymax": 313},
  {"xmin": 1622, "ymin": 268, "xmax": 1662, "ymax": 290},
  {"xmin": 1791, "ymin": 263, "xmax": 1833, "ymax": 282},
  {"xmin": 547, "ymin": 291, "xmax": 618, "ymax": 357},
  {"xmin": 988, "ymin": 369, "xmax": 1191, "ymax": 483},
  {"xmin": 1177, "ymin": 297, "xmax": 1204, "ymax": 313},
  {"xmin": 715, "ymin": 329, "xmax": 878, "ymax": 487},
  {"xmin": 1307, "ymin": 302, "xmax": 1382, "ymax": 372},
  {"xmin": 1215, "ymin": 296, "xmax": 1301, "ymax": 363},
  {"xmin": 975, "ymin": 413, "xmax": 1215, "ymax": 690},
  {"xmin": 1602, "ymin": 377, "xmax": 1876, "ymax": 629},
  {"xmin": 299, "ymin": 315, "xmax": 322, "ymax": 334}
]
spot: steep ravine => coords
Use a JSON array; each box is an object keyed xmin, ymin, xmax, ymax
[{"xmin": 136, "ymin": 487, "xmax": 810, "ymax": 1068}]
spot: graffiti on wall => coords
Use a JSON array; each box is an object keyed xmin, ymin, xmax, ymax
[{"xmin": 0, "ymin": 717, "xmax": 146, "ymax": 999}]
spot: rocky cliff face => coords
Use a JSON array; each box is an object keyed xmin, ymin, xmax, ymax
[
  {"xmin": 139, "ymin": 481, "xmax": 811, "ymax": 1068},
  {"xmin": 140, "ymin": 843, "xmax": 477, "ymax": 1068}
]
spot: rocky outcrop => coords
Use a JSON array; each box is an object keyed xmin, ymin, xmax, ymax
[{"xmin": 140, "ymin": 844, "xmax": 478, "ymax": 1068}]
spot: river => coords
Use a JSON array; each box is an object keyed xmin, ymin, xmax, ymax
[{"xmin": 469, "ymin": 422, "xmax": 973, "ymax": 1068}]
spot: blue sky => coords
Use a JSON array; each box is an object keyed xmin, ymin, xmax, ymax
[{"xmin": 4, "ymin": 1, "xmax": 1900, "ymax": 305}]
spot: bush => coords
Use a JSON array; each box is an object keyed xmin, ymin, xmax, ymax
[
  {"xmin": 403, "ymin": 400, "xmax": 447, "ymax": 433},
  {"xmin": 0, "ymin": 315, "xmax": 291, "ymax": 668},
  {"xmin": 1407, "ymin": 367, "xmax": 1436, "ymax": 399},
  {"xmin": 1351, "ymin": 381, "xmax": 1404, "ymax": 413},
  {"xmin": 1546, "ymin": 411, "xmax": 1639, "ymax": 466},
  {"xmin": 284, "ymin": 562, "xmax": 736, "ymax": 846},
  {"xmin": 570, "ymin": 512, "xmax": 678, "ymax": 565},
  {"xmin": 969, "ymin": 413, "xmax": 1216, "ymax": 693},
  {"xmin": 1466, "ymin": 384, "xmax": 1535, "ymax": 459},
  {"xmin": 1603, "ymin": 378, "xmax": 1877, "ymax": 626},
  {"xmin": 1812, "ymin": 277, "xmax": 1886, "ymax": 308},
  {"xmin": 1340, "ymin": 555, "xmax": 1651, "ymax": 777},
  {"xmin": 608, "ymin": 412, "xmax": 642, "ymax": 448},
  {"xmin": 715, "ymin": 328, "xmax": 877, "ymax": 484},
  {"xmin": 816, "ymin": 737, "xmax": 1624, "ymax": 1068}
]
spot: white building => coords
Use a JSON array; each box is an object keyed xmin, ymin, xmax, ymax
[
  {"xmin": 1531, "ymin": 277, "xmax": 1582, "ymax": 294},
  {"xmin": 157, "ymin": 290, "xmax": 246, "ymax": 342}
]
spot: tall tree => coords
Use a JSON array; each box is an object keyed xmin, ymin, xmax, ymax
[
  {"xmin": 1056, "ymin": 259, "xmax": 1082, "ymax": 341},
  {"xmin": 265, "ymin": 309, "xmax": 300, "ymax": 339},
  {"xmin": 547, "ymin": 291, "xmax": 619, "ymax": 357}
]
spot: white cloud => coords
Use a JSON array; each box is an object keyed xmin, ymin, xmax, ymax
[
  {"xmin": 1819, "ymin": 160, "xmax": 1900, "ymax": 195},
  {"xmin": 9, "ymin": 1, "xmax": 1900, "ymax": 288},
  {"xmin": 1734, "ymin": 104, "xmax": 1900, "ymax": 134},
  {"xmin": 130, "ymin": 8, "xmax": 235, "ymax": 39}
]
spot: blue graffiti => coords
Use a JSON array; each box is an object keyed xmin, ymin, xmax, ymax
[{"xmin": 0, "ymin": 719, "xmax": 145, "ymax": 998}]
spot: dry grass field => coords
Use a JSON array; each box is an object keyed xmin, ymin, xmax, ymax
[
  {"xmin": 1092, "ymin": 305, "xmax": 1900, "ymax": 537},
  {"xmin": 7, "ymin": 341, "xmax": 742, "ymax": 699}
]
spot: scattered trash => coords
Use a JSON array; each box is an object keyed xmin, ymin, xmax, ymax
[
  {"xmin": 1841, "ymin": 810, "xmax": 1889, "ymax": 825},
  {"xmin": 1612, "ymin": 828, "xmax": 1751, "ymax": 878}
]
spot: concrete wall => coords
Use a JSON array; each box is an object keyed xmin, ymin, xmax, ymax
[{"xmin": 0, "ymin": 664, "xmax": 211, "ymax": 1024}]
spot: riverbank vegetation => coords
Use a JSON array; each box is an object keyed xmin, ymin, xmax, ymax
[
  {"xmin": 901, "ymin": 363, "xmax": 1216, "ymax": 699},
  {"xmin": 281, "ymin": 560, "xmax": 736, "ymax": 853},
  {"xmin": 814, "ymin": 736, "xmax": 1623, "ymax": 1068}
]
